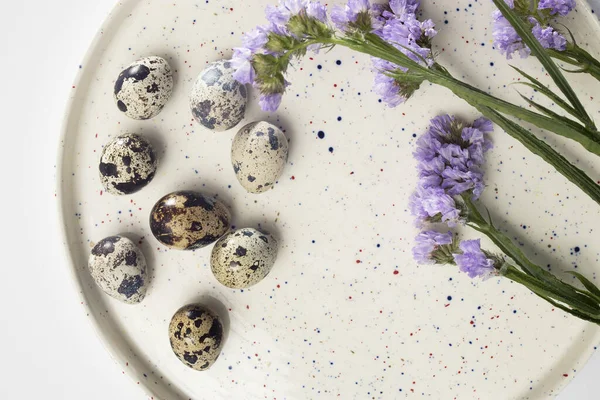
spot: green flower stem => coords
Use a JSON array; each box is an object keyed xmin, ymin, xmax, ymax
[
  {"xmin": 503, "ymin": 264, "xmax": 600, "ymax": 323},
  {"xmin": 461, "ymin": 193, "xmax": 600, "ymax": 320},
  {"xmin": 492, "ymin": 0, "xmax": 593, "ymax": 125},
  {"xmin": 548, "ymin": 47, "xmax": 600, "ymax": 83},
  {"xmin": 311, "ymin": 35, "xmax": 600, "ymax": 206}
]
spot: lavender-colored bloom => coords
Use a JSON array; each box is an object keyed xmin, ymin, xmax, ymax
[
  {"xmin": 453, "ymin": 239, "xmax": 496, "ymax": 278},
  {"xmin": 306, "ymin": 1, "xmax": 328, "ymax": 22},
  {"xmin": 265, "ymin": 4, "xmax": 292, "ymax": 27},
  {"xmin": 409, "ymin": 185, "xmax": 462, "ymax": 226},
  {"xmin": 369, "ymin": 5, "xmax": 436, "ymax": 106},
  {"xmin": 531, "ymin": 22, "xmax": 567, "ymax": 51},
  {"xmin": 538, "ymin": 0, "xmax": 576, "ymax": 16},
  {"xmin": 492, "ymin": 11, "xmax": 530, "ymax": 59},
  {"xmin": 231, "ymin": 47, "xmax": 255, "ymax": 84},
  {"xmin": 331, "ymin": 0, "xmax": 372, "ymax": 30},
  {"xmin": 472, "ymin": 117, "xmax": 494, "ymax": 134},
  {"xmin": 259, "ymin": 93, "xmax": 283, "ymax": 112},
  {"xmin": 410, "ymin": 115, "xmax": 493, "ymax": 226},
  {"xmin": 389, "ymin": 0, "xmax": 421, "ymax": 17},
  {"xmin": 242, "ymin": 26, "xmax": 269, "ymax": 51},
  {"xmin": 380, "ymin": 15, "xmax": 434, "ymax": 64},
  {"xmin": 413, "ymin": 230, "xmax": 453, "ymax": 264},
  {"xmin": 372, "ymin": 71, "xmax": 406, "ymax": 107}
]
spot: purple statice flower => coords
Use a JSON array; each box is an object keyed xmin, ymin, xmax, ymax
[
  {"xmin": 331, "ymin": 0, "xmax": 380, "ymax": 31},
  {"xmin": 306, "ymin": 1, "xmax": 328, "ymax": 22},
  {"xmin": 259, "ymin": 93, "xmax": 283, "ymax": 112},
  {"xmin": 531, "ymin": 21, "xmax": 567, "ymax": 51},
  {"xmin": 492, "ymin": 0, "xmax": 573, "ymax": 58},
  {"xmin": 538, "ymin": 0, "xmax": 576, "ymax": 16},
  {"xmin": 492, "ymin": 11, "xmax": 530, "ymax": 59},
  {"xmin": 369, "ymin": 1, "xmax": 436, "ymax": 107},
  {"xmin": 231, "ymin": 48, "xmax": 256, "ymax": 85},
  {"xmin": 389, "ymin": 0, "xmax": 421, "ymax": 17},
  {"xmin": 372, "ymin": 71, "xmax": 405, "ymax": 107},
  {"xmin": 409, "ymin": 186, "xmax": 463, "ymax": 226},
  {"xmin": 453, "ymin": 239, "xmax": 497, "ymax": 278},
  {"xmin": 380, "ymin": 16, "xmax": 435, "ymax": 64},
  {"xmin": 410, "ymin": 115, "xmax": 493, "ymax": 226},
  {"xmin": 413, "ymin": 230, "xmax": 453, "ymax": 264}
]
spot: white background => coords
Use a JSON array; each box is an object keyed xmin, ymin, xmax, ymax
[{"xmin": 0, "ymin": 0, "xmax": 598, "ymax": 399}]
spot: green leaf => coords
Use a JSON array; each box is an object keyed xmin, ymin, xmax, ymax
[
  {"xmin": 510, "ymin": 65, "xmax": 581, "ymax": 121},
  {"xmin": 517, "ymin": 94, "xmax": 600, "ymax": 155},
  {"xmin": 567, "ymin": 271, "xmax": 600, "ymax": 299},
  {"xmin": 492, "ymin": 0, "xmax": 593, "ymax": 126},
  {"xmin": 534, "ymin": 291, "xmax": 600, "ymax": 324},
  {"xmin": 428, "ymin": 72, "xmax": 600, "ymax": 156},
  {"xmin": 478, "ymin": 106, "xmax": 600, "ymax": 206}
]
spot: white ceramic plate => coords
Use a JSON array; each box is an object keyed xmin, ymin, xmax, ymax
[{"xmin": 58, "ymin": 1, "xmax": 600, "ymax": 399}]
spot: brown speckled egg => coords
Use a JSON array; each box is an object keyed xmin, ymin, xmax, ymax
[
  {"xmin": 149, "ymin": 191, "xmax": 231, "ymax": 250},
  {"xmin": 99, "ymin": 133, "xmax": 157, "ymax": 195},
  {"xmin": 114, "ymin": 56, "xmax": 173, "ymax": 120},
  {"xmin": 211, "ymin": 228, "xmax": 278, "ymax": 289},
  {"xmin": 168, "ymin": 304, "xmax": 224, "ymax": 371},
  {"xmin": 88, "ymin": 235, "xmax": 147, "ymax": 304}
]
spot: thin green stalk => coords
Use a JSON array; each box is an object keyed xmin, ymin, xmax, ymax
[
  {"xmin": 462, "ymin": 194, "xmax": 600, "ymax": 315},
  {"xmin": 323, "ymin": 35, "xmax": 600, "ymax": 156},
  {"xmin": 315, "ymin": 36, "xmax": 600, "ymax": 206},
  {"xmin": 548, "ymin": 46, "xmax": 600, "ymax": 82},
  {"xmin": 492, "ymin": 0, "xmax": 593, "ymax": 125},
  {"xmin": 503, "ymin": 264, "xmax": 600, "ymax": 322},
  {"xmin": 478, "ymin": 107, "xmax": 600, "ymax": 206}
]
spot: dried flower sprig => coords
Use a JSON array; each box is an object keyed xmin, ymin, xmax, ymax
[
  {"xmin": 232, "ymin": 0, "xmax": 600, "ymax": 206},
  {"xmin": 492, "ymin": 0, "xmax": 600, "ymax": 82},
  {"xmin": 411, "ymin": 115, "xmax": 600, "ymax": 324}
]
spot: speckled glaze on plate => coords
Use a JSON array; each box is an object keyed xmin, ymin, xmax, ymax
[{"xmin": 57, "ymin": 1, "xmax": 600, "ymax": 399}]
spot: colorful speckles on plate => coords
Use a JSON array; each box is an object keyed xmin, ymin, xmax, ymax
[{"xmin": 58, "ymin": 0, "xmax": 600, "ymax": 399}]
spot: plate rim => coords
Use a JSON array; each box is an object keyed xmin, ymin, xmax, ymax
[
  {"xmin": 56, "ymin": 1, "xmax": 165, "ymax": 399},
  {"xmin": 56, "ymin": 1, "xmax": 600, "ymax": 399}
]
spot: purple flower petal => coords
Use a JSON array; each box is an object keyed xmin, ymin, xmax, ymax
[
  {"xmin": 259, "ymin": 93, "xmax": 283, "ymax": 112},
  {"xmin": 453, "ymin": 239, "xmax": 496, "ymax": 278},
  {"xmin": 538, "ymin": 0, "xmax": 576, "ymax": 16},
  {"xmin": 306, "ymin": 2, "xmax": 328, "ymax": 22},
  {"xmin": 413, "ymin": 230, "xmax": 453, "ymax": 264},
  {"xmin": 531, "ymin": 21, "xmax": 567, "ymax": 51},
  {"xmin": 231, "ymin": 48, "xmax": 256, "ymax": 84}
]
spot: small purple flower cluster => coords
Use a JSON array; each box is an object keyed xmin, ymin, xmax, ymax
[
  {"xmin": 370, "ymin": 1, "xmax": 437, "ymax": 106},
  {"xmin": 410, "ymin": 115, "xmax": 497, "ymax": 279},
  {"xmin": 412, "ymin": 230, "xmax": 453, "ymax": 264},
  {"xmin": 232, "ymin": 0, "xmax": 329, "ymax": 111},
  {"xmin": 409, "ymin": 115, "xmax": 493, "ymax": 227},
  {"xmin": 231, "ymin": 0, "xmax": 438, "ymax": 112},
  {"xmin": 492, "ymin": 0, "xmax": 574, "ymax": 59}
]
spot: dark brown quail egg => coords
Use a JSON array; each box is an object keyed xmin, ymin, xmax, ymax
[
  {"xmin": 99, "ymin": 133, "xmax": 157, "ymax": 195},
  {"xmin": 114, "ymin": 56, "xmax": 173, "ymax": 120},
  {"xmin": 168, "ymin": 304, "xmax": 224, "ymax": 371},
  {"xmin": 190, "ymin": 60, "xmax": 247, "ymax": 131},
  {"xmin": 149, "ymin": 191, "xmax": 231, "ymax": 250},
  {"xmin": 88, "ymin": 235, "xmax": 148, "ymax": 304},
  {"xmin": 211, "ymin": 228, "xmax": 278, "ymax": 289}
]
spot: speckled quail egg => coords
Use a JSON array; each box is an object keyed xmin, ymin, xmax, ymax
[
  {"xmin": 114, "ymin": 56, "xmax": 173, "ymax": 120},
  {"xmin": 149, "ymin": 191, "xmax": 231, "ymax": 250},
  {"xmin": 88, "ymin": 235, "xmax": 148, "ymax": 304},
  {"xmin": 231, "ymin": 121, "xmax": 289, "ymax": 194},
  {"xmin": 168, "ymin": 304, "xmax": 224, "ymax": 371},
  {"xmin": 99, "ymin": 133, "xmax": 157, "ymax": 195},
  {"xmin": 211, "ymin": 228, "xmax": 278, "ymax": 289},
  {"xmin": 190, "ymin": 60, "xmax": 247, "ymax": 131}
]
